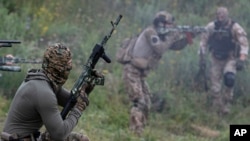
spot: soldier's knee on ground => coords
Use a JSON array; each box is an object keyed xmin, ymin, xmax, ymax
[{"xmin": 223, "ymin": 72, "xmax": 235, "ymax": 88}]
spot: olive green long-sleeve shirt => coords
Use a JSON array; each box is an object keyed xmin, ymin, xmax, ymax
[{"xmin": 3, "ymin": 69, "xmax": 82, "ymax": 141}]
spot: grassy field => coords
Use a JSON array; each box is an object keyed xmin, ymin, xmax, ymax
[{"xmin": 1, "ymin": 75, "xmax": 249, "ymax": 141}]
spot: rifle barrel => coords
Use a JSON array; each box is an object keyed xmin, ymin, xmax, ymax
[
  {"xmin": 0, "ymin": 40, "xmax": 21, "ymax": 44},
  {"xmin": 0, "ymin": 40, "xmax": 21, "ymax": 48},
  {"xmin": 14, "ymin": 58, "xmax": 42, "ymax": 64},
  {"xmin": 0, "ymin": 66, "xmax": 21, "ymax": 72}
]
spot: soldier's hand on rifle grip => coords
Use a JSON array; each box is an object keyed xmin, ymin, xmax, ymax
[
  {"xmin": 85, "ymin": 84, "xmax": 95, "ymax": 95},
  {"xmin": 85, "ymin": 69, "xmax": 104, "ymax": 95},
  {"xmin": 185, "ymin": 32, "xmax": 193, "ymax": 45},
  {"xmin": 199, "ymin": 56, "xmax": 206, "ymax": 71},
  {"xmin": 75, "ymin": 90, "xmax": 89, "ymax": 112},
  {"xmin": 236, "ymin": 59, "xmax": 245, "ymax": 71},
  {"xmin": 5, "ymin": 54, "xmax": 14, "ymax": 65},
  {"xmin": 92, "ymin": 69, "xmax": 104, "ymax": 78}
]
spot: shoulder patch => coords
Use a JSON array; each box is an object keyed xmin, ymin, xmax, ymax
[{"xmin": 151, "ymin": 35, "xmax": 160, "ymax": 45}]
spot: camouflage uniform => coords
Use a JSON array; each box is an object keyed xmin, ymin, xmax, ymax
[
  {"xmin": 199, "ymin": 7, "xmax": 249, "ymax": 115},
  {"xmin": 1, "ymin": 43, "xmax": 91, "ymax": 141},
  {"xmin": 122, "ymin": 11, "xmax": 193, "ymax": 135}
]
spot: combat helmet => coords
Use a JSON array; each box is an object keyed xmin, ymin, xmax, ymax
[
  {"xmin": 42, "ymin": 43, "xmax": 72, "ymax": 86},
  {"xmin": 153, "ymin": 11, "xmax": 174, "ymax": 27}
]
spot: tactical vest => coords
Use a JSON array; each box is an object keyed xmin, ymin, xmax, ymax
[{"xmin": 208, "ymin": 20, "xmax": 236, "ymax": 60}]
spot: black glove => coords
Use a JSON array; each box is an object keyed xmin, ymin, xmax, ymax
[
  {"xmin": 75, "ymin": 90, "xmax": 89, "ymax": 112},
  {"xmin": 85, "ymin": 69, "xmax": 104, "ymax": 94},
  {"xmin": 199, "ymin": 57, "xmax": 206, "ymax": 71},
  {"xmin": 236, "ymin": 59, "xmax": 245, "ymax": 71},
  {"xmin": 185, "ymin": 32, "xmax": 194, "ymax": 45}
]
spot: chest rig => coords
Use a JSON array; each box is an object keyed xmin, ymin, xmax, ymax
[{"xmin": 208, "ymin": 20, "xmax": 236, "ymax": 60}]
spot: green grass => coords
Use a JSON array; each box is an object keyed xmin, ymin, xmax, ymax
[{"xmin": 2, "ymin": 78, "xmax": 245, "ymax": 141}]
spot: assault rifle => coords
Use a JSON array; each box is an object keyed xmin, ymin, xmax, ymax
[
  {"xmin": 0, "ymin": 40, "xmax": 21, "ymax": 47},
  {"xmin": 1, "ymin": 57, "xmax": 42, "ymax": 64},
  {"xmin": 158, "ymin": 25, "xmax": 227, "ymax": 34},
  {"xmin": 61, "ymin": 15, "xmax": 122, "ymax": 119},
  {"xmin": 0, "ymin": 57, "xmax": 42, "ymax": 72},
  {"xmin": 0, "ymin": 66, "xmax": 21, "ymax": 72}
]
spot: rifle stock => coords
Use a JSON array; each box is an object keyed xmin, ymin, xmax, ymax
[{"xmin": 61, "ymin": 15, "xmax": 122, "ymax": 119}]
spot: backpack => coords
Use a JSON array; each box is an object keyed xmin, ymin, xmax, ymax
[{"xmin": 115, "ymin": 36, "xmax": 137, "ymax": 64}]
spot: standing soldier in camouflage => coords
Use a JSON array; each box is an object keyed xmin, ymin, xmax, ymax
[
  {"xmin": 1, "ymin": 43, "xmax": 101, "ymax": 141},
  {"xmin": 121, "ymin": 11, "xmax": 195, "ymax": 136},
  {"xmin": 199, "ymin": 7, "xmax": 249, "ymax": 115}
]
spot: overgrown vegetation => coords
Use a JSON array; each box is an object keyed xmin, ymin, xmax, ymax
[{"xmin": 0, "ymin": 0, "xmax": 250, "ymax": 140}]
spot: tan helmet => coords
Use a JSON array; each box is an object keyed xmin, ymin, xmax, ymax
[
  {"xmin": 42, "ymin": 43, "xmax": 72, "ymax": 86},
  {"xmin": 153, "ymin": 11, "xmax": 174, "ymax": 27},
  {"xmin": 216, "ymin": 7, "xmax": 229, "ymax": 24}
]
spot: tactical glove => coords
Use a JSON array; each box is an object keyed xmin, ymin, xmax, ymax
[
  {"xmin": 185, "ymin": 32, "xmax": 193, "ymax": 45},
  {"xmin": 75, "ymin": 90, "xmax": 89, "ymax": 112},
  {"xmin": 4, "ymin": 54, "xmax": 15, "ymax": 65},
  {"xmin": 85, "ymin": 69, "xmax": 104, "ymax": 95},
  {"xmin": 236, "ymin": 59, "xmax": 245, "ymax": 71}
]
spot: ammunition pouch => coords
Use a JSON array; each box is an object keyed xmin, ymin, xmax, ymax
[{"xmin": 212, "ymin": 51, "xmax": 229, "ymax": 60}]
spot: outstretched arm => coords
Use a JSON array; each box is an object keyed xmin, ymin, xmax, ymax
[{"xmin": 232, "ymin": 23, "xmax": 249, "ymax": 60}]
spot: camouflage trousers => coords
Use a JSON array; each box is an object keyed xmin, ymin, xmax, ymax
[
  {"xmin": 38, "ymin": 132, "xmax": 89, "ymax": 141},
  {"xmin": 208, "ymin": 56, "xmax": 237, "ymax": 115},
  {"xmin": 123, "ymin": 64, "xmax": 151, "ymax": 136}
]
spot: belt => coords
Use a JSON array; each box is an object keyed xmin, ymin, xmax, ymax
[{"xmin": 1, "ymin": 132, "xmax": 40, "ymax": 141}]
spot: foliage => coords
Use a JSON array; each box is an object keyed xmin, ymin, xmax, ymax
[{"xmin": 1, "ymin": 0, "xmax": 250, "ymax": 141}]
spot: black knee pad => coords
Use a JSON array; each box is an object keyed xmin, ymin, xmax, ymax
[{"xmin": 223, "ymin": 72, "xmax": 235, "ymax": 88}]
